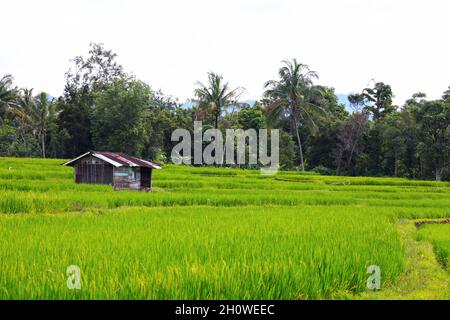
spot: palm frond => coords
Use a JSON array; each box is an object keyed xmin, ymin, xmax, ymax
[{"xmin": 193, "ymin": 72, "xmax": 245, "ymax": 127}]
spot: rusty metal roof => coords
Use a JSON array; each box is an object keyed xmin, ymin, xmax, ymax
[{"xmin": 62, "ymin": 151, "xmax": 162, "ymax": 169}]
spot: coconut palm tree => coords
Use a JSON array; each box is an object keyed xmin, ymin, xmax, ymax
[
  {"xmin": 0, "ymin": 74, "xmax": 18, "ymax": 120},
  {"xmin": 263, "ymin": 59, "xmax": 324, "ymax": 171},
  {"xmin": 14, "ymin": 88, "xmax": 35, "ymax": 124},
  {"xmin": 194, "ymin": 72, "xmax": 244, "ymax": 129},
  {"xmin": 34, "ymin": 92, "xmax": 51, "ymax": 158},
  {"xmin": 13, "ymin": 89, "xmax": 51, "ymax": 157}
]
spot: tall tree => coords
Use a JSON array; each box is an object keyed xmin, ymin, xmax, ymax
[
  {"xmin": 333, "ymin": 112, "xmax": 369, "ymax": 175},
  {"xmin": 348, "ymin": 93, "xmax": 366, "ymax": 112},
  {"xmin": 34, "ymin": 92, "xmax": 51, "ymax": 158},
  {"xmin": 59, "ymin": 43, "xmax": 125, "ymax": 157},
  {"xmin": 379, "ymin": 112, "xmax": 411, "ymax": 177},
  {"xmin": 237, "ymin": 102, "xmax": 265, "ymax": 131},
  {"xmin": 413, "ymin": 99, "xmax": 450, "ymax": 181},
  {"xmin": 0, "ymin": 74, "xmax": 18, "ymax": 120},
  {"xmin": 91, "ymin": 76, "xmax": 153, "ymax": 156},
  {"xmin": 361, "ymin": 82, "xmax": 396, "ymax": 120},
  {"xmin": 11, "ymin": 89, "xmax": 52, "ymax": 157},
  {"xmin": 442, "ymin": 86, "xmax": 450, "ymax": 102},
  {"xmin": 65, "ymin": 43, "xmax": 124, "ymax": 95},
  {"xmin": 306, "ymin": 87, "xmax": 348, "ymax": 171},
  {"xmin": 263, "ymin": 59, "xmax": 324, "ymax": 171},
  {"xmin": 194, "ymin": 72, "xmax": 244, "ymax": 129},
  {"xmin": 144, "ymin": 91, "xmax": 192, "ymax": 161},
  {"xmin": 45, "ymin": 99, "xmax": 59, "ymax": 158},
  {"xmin": 13, "ymin": 88, "xmax": 36, "ymax": 154}
]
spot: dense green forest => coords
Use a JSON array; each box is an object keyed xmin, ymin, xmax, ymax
[{"xmin": 1, "ymin": 43, "xmax": 449, "ymax": 180}]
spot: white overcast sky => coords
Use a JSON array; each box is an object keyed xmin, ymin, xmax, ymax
[{"xmin": 1, "ymin": 0, "xmax": 449, "ymax": 105}]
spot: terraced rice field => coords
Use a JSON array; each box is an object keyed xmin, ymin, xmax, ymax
[
  {"xmin": 417, "ymin": 224, "xmax": 450, "ymax": 273},
  {"xmin": 0, "ymin": 157, "xmax": 449, "ymax": 299}
]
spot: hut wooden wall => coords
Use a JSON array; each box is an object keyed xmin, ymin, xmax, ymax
[
  {"xmin": 74, "ymin": 156, "xmax": 113, "ymax": 184},
  {"xmin": 71, "ymin": 155, "xmax": 153, "ymax": 191}
]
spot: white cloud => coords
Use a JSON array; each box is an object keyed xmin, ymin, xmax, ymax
[{"xmin": 1, "ymin": 0, "xmax": 449, "ymax": 105}]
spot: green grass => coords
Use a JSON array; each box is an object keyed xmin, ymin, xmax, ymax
[
  {"xmin": 417, "ymin": 224, "xmax": 450, "ymax": 272},
  {"xmin": 0, "ymin": 206, "xmax": 405, "ymax": 299},
  {"xmin": 359, "ymin": 221, "xmax": 450, "ymax": 300},
  {"xmin": 0, "ymin": 157, "xmax": 449, "ymax": 299}
]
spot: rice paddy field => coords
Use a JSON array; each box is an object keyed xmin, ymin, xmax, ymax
[
  {"xmin": 417, "ymin": 224, "xmax": 450, "ymax": 273},
  {"xmin": 0, "ymin": 157, "xmax": 449, "ymax": 299}
]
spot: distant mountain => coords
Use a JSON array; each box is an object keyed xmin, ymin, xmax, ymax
[
  {"xmin": 181, "ymin": 99, "xmax": 257, "ymax": 109},
  {"xmin": 182, "ymin": 95, "xmax": 355, "ymax": 112}
]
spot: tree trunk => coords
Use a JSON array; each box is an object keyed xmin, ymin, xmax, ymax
[
  {"xmin": 436, "ymin": 166, "xmax": 444, "ymax": 181},
  {"xmin": 346, "ymin": 149, "xmax": 354, "ymax": 175},
  {"xmin": 394, "ymin": 152, "xmax": 398, "ymax": 177},
  {"xmin": 336, "ymin": 158, "xmax": 342, "ymax": 176},
  {"xmin": 292, "ymin": 115, "xmax": 305, "ymax": 171},
  {"xmin": 41, "ymin": 133, "xmax": 46, "ymax": 158},
  {"xmin": 419, "ymin": 157, "xmax": 424, "ymax": 179}
]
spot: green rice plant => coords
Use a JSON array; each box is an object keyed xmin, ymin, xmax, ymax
[
  {"xmin": 0, "ymin": 157, "xmax": 449, "ymax": 299},
  {"xmin": 417, "ymin": 224, "xmax": 450, "ymax": 272},
  {"xmin": 0, "ymin": 206, "xmax": 405, "ymax": 299}
]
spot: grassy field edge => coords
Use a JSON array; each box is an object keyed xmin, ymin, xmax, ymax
[{"xmin": 357, "ymin": 220, "xmax": 450, "ymax": 300}]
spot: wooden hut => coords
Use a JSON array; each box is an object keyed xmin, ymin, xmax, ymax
[{"xmin": 62, "ymin": 151, "xmax": 161, "ymax": 191}]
